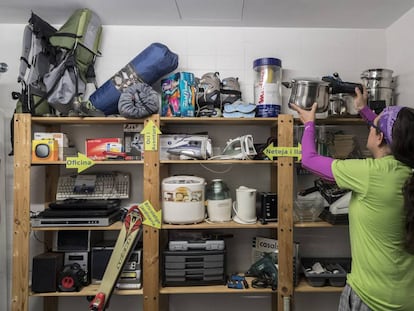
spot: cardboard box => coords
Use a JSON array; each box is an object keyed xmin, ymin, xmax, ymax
[
  {"xmin": 161, "ymin": 72, "xmax": 196, "ymax": 117},
  {"xmin": 32, "ymin": 139, "xmax": 59, "ymax": 162},
  {"xmin": 123, "ymin": 124, "xmax": 144, "ymax": 160},
  {"xmin": 86, "ymin": 138, "xmax": 123, "ymax": 161},
  {"xmin": 33, "ymin": 132, "xmax": 69, "ymax": 161}
]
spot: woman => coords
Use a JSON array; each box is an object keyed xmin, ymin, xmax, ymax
[{"xmin": 290, "ymin": 87, "xmax": 414, "ymax": 311}]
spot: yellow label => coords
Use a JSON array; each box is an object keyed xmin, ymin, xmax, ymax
[
  {"xmin": 139, "ymin": 200, "xmax": 162, "ymax": 229},
  {"xmin": 263, "ymin": 143, "xmax": 302, "ymax": 161},
  {"xmin": 66, "ymin": 152, "xmax": 95, "ymax": 173},
  {"xmin": 141, "ymin": 120, "xmax": 162, "ymax": 151}
]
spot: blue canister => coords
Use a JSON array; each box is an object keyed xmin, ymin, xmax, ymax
[{"xmin": 253, "ymin": 58, "xmax": 282, "ymax": 117}]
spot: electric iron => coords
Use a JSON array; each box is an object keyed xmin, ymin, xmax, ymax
[
  {"xmin": 212, "ymin": 135, "xmax": 257, "ymax": 160},
  {"xmin": 166, "ymin": 135, "xmax": 212, "ymax": 160}
]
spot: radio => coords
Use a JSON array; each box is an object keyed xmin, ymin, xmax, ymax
[
  {"xmin": 58, "ymin": 263, "xmax": 87, "ymax": 292},
  {"xmin": 116, "ymin": 269, "xmax": 142, "ymax": 289},
  {"xmin": 32, "ymin": 139, "xmax": 58, "ymax": 162},
  {"xmin": 259, "ymin": 192, "xmax": 277, "ymax": 224},
  {"xmin": 91, "ymin": 244, "xmax": 142, "ymax": 286},
  {"xmin": 64, "ymin": 252, "xmax": 89, "ymax": 285}
]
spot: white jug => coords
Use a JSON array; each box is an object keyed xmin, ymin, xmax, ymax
[{"xmin": 233, "ymin": 186, "xmax": 257, "ymax": 224}]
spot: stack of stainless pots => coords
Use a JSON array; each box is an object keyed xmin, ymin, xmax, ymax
[{"xmin": 360, "ymin": 69, "xmax": 394, "ymax": 114}]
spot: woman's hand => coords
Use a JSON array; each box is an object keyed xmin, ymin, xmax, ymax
[
  {"xmin": 354, "ymin": 86, "xmax": 368, "ymax": 112},
  {"xmin": 289, "ymin": 102, "xmax": 317, "ymax": 124}
]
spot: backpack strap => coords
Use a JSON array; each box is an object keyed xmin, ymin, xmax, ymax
[
  {"xmin": 51, "ymin": 32, "xmax": 82, "ymax": 40},
  {"xmin": 17, "ymin": 25, "xmax": 33, "ymax": 83}
]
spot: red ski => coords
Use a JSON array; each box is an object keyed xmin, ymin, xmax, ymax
[{"xmin": 89, "ymin": 205, "xmax": 143, "ymax": 311}]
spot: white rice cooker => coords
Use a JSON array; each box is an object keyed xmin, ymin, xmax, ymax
[{"xmin": 162, "ymin": 176, "xmax": 205, "ymax": 224}]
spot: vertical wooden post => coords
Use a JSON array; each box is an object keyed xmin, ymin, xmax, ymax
[
  {"xmin": 12, "ymin": 114, "xmax": 31, "ymax": 311},
  {"xmin": 277, "ymin": 114, "xmax": 294, "ymax": 311},
  {"xmin": 43, "ymin": 125, "xmax": 60, "ymax": 311},
  {"xmin": 143, "ymin": 114, "xmax": 162, "ymax": 311}
]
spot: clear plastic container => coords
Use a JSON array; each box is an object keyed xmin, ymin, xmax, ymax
[
  {"xmin": 206, "ymin": 179, "xmax": 232, "ymax": 222},
  {"xmin": 253, "ymin": 57, "xmax": 282, "ymax": 117},
  {"xmin": 206, "ymin": 179, "xmax": 230, "ymax": 200}
]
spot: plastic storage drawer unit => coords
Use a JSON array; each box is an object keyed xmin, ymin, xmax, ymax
[{"xmin": 163, "ymin": 249, "xmax": 226, "ymax": 286}]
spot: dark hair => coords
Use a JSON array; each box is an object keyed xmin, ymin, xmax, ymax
[{"xmin": 391, "ymin": 107, "xmax": 414, "ymax": 254}]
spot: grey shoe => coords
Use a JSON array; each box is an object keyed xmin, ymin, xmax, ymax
[
  {"xmin": 196, "ymin": 72, "xmax": 222, "ymax": 117},
  {"xmin": 221, "ymin": 77, "xmax": 242, "ymax": 105},
  {"xmin": 78, "ymin": 100, "xmax": 105, "ymax": 117}
]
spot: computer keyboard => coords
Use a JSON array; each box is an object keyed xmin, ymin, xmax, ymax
[{"xmin": 56, "ymin": 172, "xmax": 130, "ymax": 200}]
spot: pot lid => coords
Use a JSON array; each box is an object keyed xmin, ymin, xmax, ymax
[
  {"xmin": 163, "ymin": 176, "xmax": 205, "ymax": 185},
  {"xmin": 361, "ymin": 68, "xmax": 393, "ymax": 79},
  {"xmin": 291, "ymin": 78, "xmax": 330, "ymax": 86}
]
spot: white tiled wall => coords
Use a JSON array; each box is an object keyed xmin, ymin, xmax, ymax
[
  {"xmin": 95, "ymin": 25, "xmax": 386, "ymax": 113},
  {"xmin": 387, "ymin": 7, "xmax": 414, "ymax": 108},
  {"xmin": 1, "ymin": 10, "xmax": 413, "ymax": 309}
]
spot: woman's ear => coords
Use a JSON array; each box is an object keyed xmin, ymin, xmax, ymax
[{"xmin": 376, "ymin": 131, "xmax": 386, "ymax": 146}]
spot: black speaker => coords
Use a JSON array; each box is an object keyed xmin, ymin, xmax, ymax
[
  {"xmin": 32, "ymin": 252, "xmax": 64, "ymax": 293},
  {"xmin": 91, "ymin": 246, "xmax": 113, "ymax": 283}
]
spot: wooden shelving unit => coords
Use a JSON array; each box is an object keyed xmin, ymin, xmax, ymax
[
  {"xmin": 157, "ymin": 115, "xmax": 294, "ymax": 310},
  {"xmin": 12, "ymin": 113, "xmax": 354, "ymax": 311},
  {"xmin": 12, "ymin": 113, "xmax": 154, "ymax": 311}
]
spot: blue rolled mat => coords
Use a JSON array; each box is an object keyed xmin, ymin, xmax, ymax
[{"xmin": 89, "ymin": 42, "xmax": 178, "ymax": 115}]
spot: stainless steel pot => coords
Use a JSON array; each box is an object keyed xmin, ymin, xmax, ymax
[
  {"xmin": 329, "ymin": 93, "xmax": 357, "ymax": 116},
  {"xmin": 368, "ymin": 87, "xmax": 394, "ymax": 105},
  {"xmin": 361, "ymin": 69, "xmax": 394, "ymax": 89},
  {"xmin": 283, "ymin": 79, "xmax": 330, "ymax": 113}
]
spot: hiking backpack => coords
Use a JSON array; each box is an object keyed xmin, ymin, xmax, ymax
[
  {"xmin": 13, "ymin": 8, "xmax": 102, "ymax": 116},
  {"xmin": 45, "ymin": 8, "xmax": 102, "ymax": 115},
  {"xmin": 10, "ymin": 9, "xmax": 102, "ymax": 155}
]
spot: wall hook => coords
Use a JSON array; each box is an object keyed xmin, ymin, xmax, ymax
[{"xmin": 0, "ymin": 63, "xmax": 8, "ymax": 73}]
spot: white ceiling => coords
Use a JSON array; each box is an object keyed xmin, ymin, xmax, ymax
[{"xmin": 1, "ymin": 0, "xmax": 414, "ymax": 28}]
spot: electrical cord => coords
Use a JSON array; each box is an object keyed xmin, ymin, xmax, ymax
[{"xmin": 251, "ymin": 277, "xmax": 277, "ymax": 291}]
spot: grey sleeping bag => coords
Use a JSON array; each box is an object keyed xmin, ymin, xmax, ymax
[{"xmin": 118, "ymin": 83, "xmax": 160, "ymax": 118}]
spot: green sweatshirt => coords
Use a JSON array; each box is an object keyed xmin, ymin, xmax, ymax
[{"xmin": 332, "ymin": 155, "xmax": 414, "ymax": 311}]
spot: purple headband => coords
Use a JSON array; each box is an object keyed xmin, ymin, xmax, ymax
[{"xmin": 378, "ymin": 106, "xmax": 403, "ymax": 145}]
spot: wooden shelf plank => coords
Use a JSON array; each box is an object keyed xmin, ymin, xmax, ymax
[
  {"xmin": 160, "ymin": 278, "xmax": 274, "ymax": 294},
  {"xmin": 294, "ymin": 117, "xmax": 365, "ymax": 125},
  {"xmin": 160, "ymin": 159, "xmax": 277, "ymax": 165},
  {"xmin": 160, "ymin": 117, "xmax": 278, "ymax": 125},
  {"xmin": 295, "ymin": 279, "xmax": 344, "ymax": 293},
  {"xmin": 31, "ymin": 160, "xmax": 144, "ymax": 165},
  {"xmin": 30, "ymin": 284, "xmax": 143, "ymax": 296},
  {"xmin": 294, "ymin": 221, "xmax": 346, "ymax": 228},
  {"xmin": 31, "ymin": 221, "xmax": 123, "ymax": 231},
  {"xmin": 31, "ymin": 116, "xmax": 146, "ymax": 125},
  {"xmin": 162, "ymin": 220, "xmax": 277, "ymax": 229}
]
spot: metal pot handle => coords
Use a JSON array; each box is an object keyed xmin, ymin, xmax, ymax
[{"xmin": 282, "ymin": 81, "xmax": 292, "ymax": 88}]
